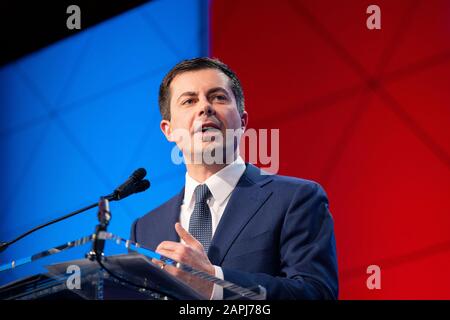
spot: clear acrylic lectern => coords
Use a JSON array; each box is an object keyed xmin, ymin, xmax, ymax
[{"xmin": 0, "ymin": 232, "xmax": 266, "ymax": 300}]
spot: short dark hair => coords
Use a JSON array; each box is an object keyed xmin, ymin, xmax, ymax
[{"xmin": 158, "ymin": 57, "xmax": 245, "ymax": 120}]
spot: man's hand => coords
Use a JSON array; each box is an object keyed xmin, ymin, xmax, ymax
[{"xmin": 154, "ymin": 223, "xmax": 215, "ymax": 299}]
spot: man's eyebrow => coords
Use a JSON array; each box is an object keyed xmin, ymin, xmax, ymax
[
  {"xmin": 206, "ymin": 87, "xmax": 229, "ymax": 96},
  {"xmin": 177, "ymin": 91, "xmax": 198, "ymax": 102},
  {"xmin": 176, "ymin": 87, "xmax": 230, "ymax": 103}
]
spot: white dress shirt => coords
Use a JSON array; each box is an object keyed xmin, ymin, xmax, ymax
[{"xmin": 179, "ymin": 156, "xmax": 246, "ymax": 300}]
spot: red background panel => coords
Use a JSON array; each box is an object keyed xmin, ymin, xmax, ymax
[{"xmin": 211, "ymin": 0, "xmax": 450, "ymax": 299}]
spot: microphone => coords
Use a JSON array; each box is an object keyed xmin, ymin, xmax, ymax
[
  {"xmin": 0, "ymin": 168, "xmax": 150, "ymax": 253},
  {"xmin": 115, "ymin": 168, "xmax": 146, "ymax": 195},
  {"xmin": 111, "ymin": 179, "xmax": 150, "ymax": 201},
  {"xmin": 134, "ymin": 179, "xmax": 151, "ymax": 193},
  {"xmin": 105, "ymin": 168, "xmax": 149, "ymax": 201}
]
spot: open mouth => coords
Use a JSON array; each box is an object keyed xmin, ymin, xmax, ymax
[
  {"xmin": 201, "ymin": 126, "xmax": 220, "ymax": 133},
  {"xmin": 195, "ymin": 121, "xmax": 221, "ymax": 133}
]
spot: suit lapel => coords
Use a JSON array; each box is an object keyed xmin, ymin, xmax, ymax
[
  {"xmin": 160, "ymin": 192, "xmax": 182, "ymax": 243},
  {"xmin": 145, "ymin": 189, "xmax": 183, "ymax": 248},
  {"xmin": 208, "ymin": 164, "xmax": 273, "ymax": 265}
]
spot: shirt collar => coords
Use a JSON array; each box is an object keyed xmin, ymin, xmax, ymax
[{"xmin": 183, "ymin": 156, "xmax": 246, "ymax": 208}]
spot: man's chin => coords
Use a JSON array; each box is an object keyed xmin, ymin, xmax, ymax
[{"xmin": 185, "ymin": 144, "xmax": 237, "ymax": 165}]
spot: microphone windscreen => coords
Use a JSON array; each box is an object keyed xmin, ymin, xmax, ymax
[
  {"xmin": 132, "ymin": 168, "xmax": 147, "ymax": 180},
  {"xmin": 135, "ymin": 179, "xmax": 150, "ymax": 193}
]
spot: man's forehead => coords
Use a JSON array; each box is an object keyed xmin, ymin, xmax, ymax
[{"xmin": 170, "ymin": 69, "xmax": 231, "ymax": 94}]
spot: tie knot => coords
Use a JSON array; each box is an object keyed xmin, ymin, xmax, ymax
[{"xmin": 194, "ymin": 184, "xmax": 211, "ymax": 204}]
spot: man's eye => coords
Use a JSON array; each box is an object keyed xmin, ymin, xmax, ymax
[
  {"xmin": 182, "ymin": 99, "xmax": 195, "ymax": 105},
  {"xmin": 213, "ymin": 95, "xmax": 227, "ymax": 101}
]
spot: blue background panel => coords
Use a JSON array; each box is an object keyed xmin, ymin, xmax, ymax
[{"xmin": 0, "ymin": 0, "xmax": 208, "ymax": 285}]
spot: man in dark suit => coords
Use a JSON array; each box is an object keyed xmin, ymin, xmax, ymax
[{"xmin": 131, "ymin": 57, "xmax": 338, "ymax": 300}]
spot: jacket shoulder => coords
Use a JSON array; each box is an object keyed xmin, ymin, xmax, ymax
[
  {"xmin": 130, "ymin": 190, "xmax": 183, "ymax": 242},
  {"xmin": 264, "ymin": 171, "xmax": 327, "ymax": 198},
  {"xmin": 138, "ymin": 191, "xmax": 182, "ymax": 222}
]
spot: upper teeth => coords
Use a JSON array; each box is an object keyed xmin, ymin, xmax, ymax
[{"xmin": 202, "ymin": 126, "xmax": 216, "ymax": 132}]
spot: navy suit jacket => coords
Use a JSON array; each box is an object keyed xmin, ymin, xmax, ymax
[{"xmin": 130, "ymin": 163, "xmax": 338, "ymax": 299}]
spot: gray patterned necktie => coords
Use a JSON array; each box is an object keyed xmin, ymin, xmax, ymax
[{"xmin": 189, "ymin": 184, "xmax": 212, "ymax": 253}]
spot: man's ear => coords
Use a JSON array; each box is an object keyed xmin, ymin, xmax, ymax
[
  {"xmin": 240, "ymin": 111, "xmax": 249, "ymax": 131},
  {"xmin": 160, "ymin": 119, "xmax": 173, "ymax": 142}
]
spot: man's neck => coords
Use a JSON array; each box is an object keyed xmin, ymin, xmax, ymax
[
  {"xmin": 185, "ymin": 162, "xmax": 228, "ymax": 183},
  {"xmin": 185, "ymin": 154, "xmax": 238, "ymax": 183}
]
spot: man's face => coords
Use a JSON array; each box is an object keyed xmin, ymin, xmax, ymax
[{"xmin": 160, "ymin": 68, "xmax": 248, "ymax": 163}]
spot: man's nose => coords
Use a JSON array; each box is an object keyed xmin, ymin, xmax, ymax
[{"xmin": 197, "ymin": 97, "xmax": 215, "ymax": 117}]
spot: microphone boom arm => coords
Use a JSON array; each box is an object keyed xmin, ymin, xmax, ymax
[{"xmin": 0, "ymin": 169, "xmax": 150, "ymax": 253}]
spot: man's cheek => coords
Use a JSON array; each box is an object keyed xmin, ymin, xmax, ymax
[{"xmin": 170, "ymin": 127, "xmax": 191, "ymax": 145}]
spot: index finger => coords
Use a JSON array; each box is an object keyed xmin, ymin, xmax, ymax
[{"xmin": 175, "ymin": 222, "xmax": 202, "ymax": 249}]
